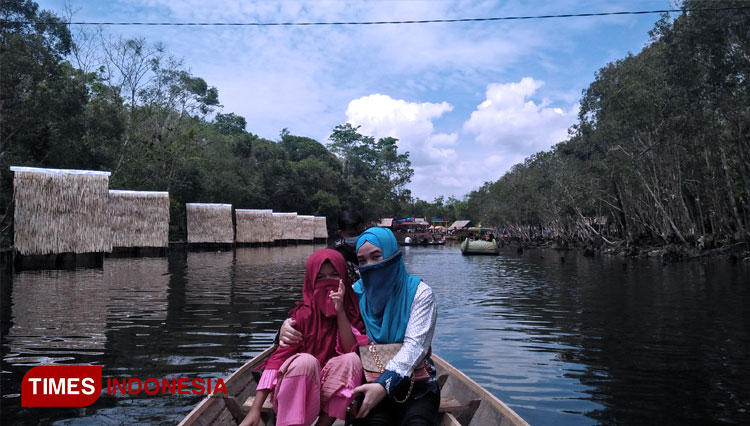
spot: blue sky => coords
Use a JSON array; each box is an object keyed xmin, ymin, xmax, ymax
[{"xmin": 37, "ymin": 0, "xmax": 673, "ymax": 201}]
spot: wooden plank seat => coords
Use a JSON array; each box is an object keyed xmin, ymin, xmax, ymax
[
  {"xmin": 241, "ymin": 395, "xmax": 464, "ymax": 414},
  {"xmin": 242, "ymin": 395, "xmax": 273, "ymax": 412}
]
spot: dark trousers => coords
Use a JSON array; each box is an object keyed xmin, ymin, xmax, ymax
[{"xmin": 355, "ymin": 384, "xmax": 440, "ymax": 426}]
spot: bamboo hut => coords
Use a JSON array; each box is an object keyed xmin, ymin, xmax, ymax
[
  {"xmin": 186, "ymin": 203, "xmax": 234, "ymax": 244},
  {"xmin": 377, "ymin": 218, "xmax": 394, "ymax": 228},
  {"xmin": 108, "ymin": 190, "xmax": 170, "ymax": 248},
  {"xmin": 314, "ymin": 216, "xmax": 328, "ymax": 241},
  {"xmin": 235, "ymin": 209, "xmax": 274, "ymax": 244},
  {"xmin": 277, "ymin": 212, "xmax": 298, "ymax": 242},
  {"xmin": 11, "ymin": 166, "xmax": 112, "ymax": 255},
  {"xmin": 297, "ymin": 215, "xmax": 315, "ymax": 242},
  {"xmin": 270, "ymin": 213, "xmax": 285, "ymax": 242}
]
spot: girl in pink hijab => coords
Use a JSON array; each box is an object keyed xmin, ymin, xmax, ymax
[{"xmin": 240, "ymin": 249, "xmax": 368, "ymax": 426}]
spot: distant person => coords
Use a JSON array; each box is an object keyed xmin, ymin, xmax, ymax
[
  {"xmin": 404, "ymin": 236, "xmax": 412, "ymax": 244},
  {"xmin": 280, "ymin": 210, "xmax": 364, "ymax": 347},
  {"xmin": 331, "ymin": 210, "xmax": 366, "ymax": 284},
  {"xmin": 240, "ymin": 249, "xmax": 365, "ymax": 426}
]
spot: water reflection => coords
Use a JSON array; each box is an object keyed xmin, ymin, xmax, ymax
[
  {"xmin": 407, "ymin": 247, "xmax": 750, "ymax": 426},
  {"xmin": 6, "ymin": 258, "xmax": 170, "ymax": 366},
  {"xmin": 1, "ymin": 245, "xmax": 749, "ymax": 426},
  {"xmin": 7, "ymin": 269, "xmax": 108, "ymax": 365}
]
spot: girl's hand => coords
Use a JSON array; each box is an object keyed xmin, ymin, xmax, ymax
[
  {"xmin": 351, "ymin": 383, "xmax": 387, "ymax": 418},
  {"xmin": 279, "ymin": 318, "xmax": 302, "ymax": 347},
  {"xmin": 329, "ymin": 279, "xmax": 345, "ymax": 314},
  {"xmin": 239, "ymin": 407, "xmax": 261, "ymax": 426}
]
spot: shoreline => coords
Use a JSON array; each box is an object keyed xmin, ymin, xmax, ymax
[{"xmin": 491, "ymin": 238, "xmax": 750, "ymax": 263}]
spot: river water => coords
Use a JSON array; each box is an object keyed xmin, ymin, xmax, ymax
[{"xmin": 1, "ymin": 245, "xmax": 748, "ymax": 425}]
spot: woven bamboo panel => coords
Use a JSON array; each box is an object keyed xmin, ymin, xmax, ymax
[
  {"xmin": 186, "ymin": 203, "xmax": 234, "ymax": 243},
  {"xmin": 12, "ymin": 167, "xmax": 112, "ymax": 255},
  {"xmin": 298, "ymin": 215, "xmax": 315, "ymax": 241},
  {"xmin": 270, "ymin": 213, "xmax": 284, "ymax": 241},
  {"xmin": 235, "ymin": 209, "xmax": 274, "ymax": 243},
  {"xmin": 108, "ymin": 190, "xmax": 169, "ymax": 248},
  {"xmin": 314, "ymin": 216, "xmax": 328, "ymax": 239},
  {"xmin": 276, "ymin": 213, "xmax": 298, "ymax": 240}
]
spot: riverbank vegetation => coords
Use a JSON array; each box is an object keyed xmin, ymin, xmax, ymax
[
  {"xmin": 466, "ymin": 0, "xmax": 749, "ymax": 257},
  {"xmin": 1, "ymin": 1, "xmax": 748, "ymax": 257},
  {"xmin": 0, "ymin": 1, "xmax": 420, "ymax": 243}
]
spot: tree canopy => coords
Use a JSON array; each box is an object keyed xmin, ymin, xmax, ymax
[
  {"xmin": 2, "ymin": 1, "xmax": 747, "ymax": 248},
  {"xmin": 462, "ymin": 0, "xmax": 749, "ymax": 246}
]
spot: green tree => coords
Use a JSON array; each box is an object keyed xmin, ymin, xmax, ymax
[
  {"xmin": 0, "ymin": 0, "xmax": 90, "ymax": 232},
  {"xmin": 328, "ymin": 124, "xmax": 414, "ymax": 221}
]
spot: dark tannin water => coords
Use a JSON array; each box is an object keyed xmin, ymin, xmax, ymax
[{"xmin": 1, "ymin": 245, "xmax": 749, "ymax": 425}]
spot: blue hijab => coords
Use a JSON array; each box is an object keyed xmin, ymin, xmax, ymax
[{"xmin": 353, "ymin": 227, "xmax": 421, "ymax": 343}]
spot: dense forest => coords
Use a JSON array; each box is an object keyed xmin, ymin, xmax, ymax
[
  {"xmin": 466, "ymin": 0, "xmax": 749, "ymax": 251},
  {"xmin": 0, "ymin": 0, "xmax": 455, "ymax": 245},
  {"xmin": 1, "ymin": 0, "xmax": 748, "ymax": 252}
]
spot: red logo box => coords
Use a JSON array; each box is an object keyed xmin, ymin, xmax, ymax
[{"xmin": 22, "ymin": 366, "xmax": 102, "ymax": 407}]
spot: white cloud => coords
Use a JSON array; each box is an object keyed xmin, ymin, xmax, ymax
[
  {"xmin": 345, "ymin": 94, "xmax": 457, "ymax": 165},
  {"xmin": 463, "ymin": 77, "xmax": 578, "ymax": 154},
  {"xmin": 342, "ymin": 80, "xmax": 580, "ymax": 201},
  {"xmin": 43, "ymin": 0, "xmax": 663, "ymax": 199}
]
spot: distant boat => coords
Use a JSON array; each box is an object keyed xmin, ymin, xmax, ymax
[
  {"xmin": 460, "ymin": 238, "xmax": 500, "ymax": 255},
  {"xmin": 178, "ymin": 346, "xmax": 530, "ymax": 426},
  {"xmin": 399, "ymin": 240, "xmax": 446, "ymax": 246},
  {"xmin": 399, "ymin": 233, "xmax": 446, "ymax": 246}
]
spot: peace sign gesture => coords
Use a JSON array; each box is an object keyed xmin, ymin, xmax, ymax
[{"xmin": 329, "ymin": 279, "xmax": 345, "ymax": 314}]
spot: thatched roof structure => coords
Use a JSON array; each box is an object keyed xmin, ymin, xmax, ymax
[
  {"xmin": 314, "ymin": 216, "xmax": 328, "ymax": 239},
  {"xmin": 11, "ymin": 166, "xmax": 112, "ymax": 255},
  {"xmin": 298, "ymin": 215, "xmax": 315, "ymax": 241},
  {"xmin": 235, "ymin": 209, "xmax": 274, "ymax": 243},
  {"xmin": 270, "ymin": 213, "xmax": 285, "ymax": 241},
  {"xmin": 276, "ymin": 212, "xmax": 298, "ymax": 240},
  {"xmin": 449, "ymin": 220, "xmax": 474, "ymax": 230},
  {"xmin": 186, "ymin": 203, "xmax": 234, "ymax": 243},
  {"xmin": 108, "ymin": 190, "xmax": 169, "ymax": 248},
  {"xmin": 377, "ymin": 218, "xmax": 393, "ymax": 228}
]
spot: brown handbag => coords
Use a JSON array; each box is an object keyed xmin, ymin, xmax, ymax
[{"xmin": 358, "ymin": 342, "xmax": 430, "ymax": 403}]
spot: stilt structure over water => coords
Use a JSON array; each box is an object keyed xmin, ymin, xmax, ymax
[
  {"xmin": 11, "ymin": 167, "xmax": 112, "ymax": 264},
  {"xmin": 108, "ymin": 190, "xmax": 169, "ymax": 251},
  {"xmin": 235, "ymin": 209, "xmax": 274, "ymax": 245},
  {"xmin": 297, "ymin": 215, "xmax": 315, "ymax": 243},
  {"xmin": 272, "ymin": 212, "xmax": 297, "ymax": 244},
  {"xmin": 314, "ymin": 216, "xmax": 328, "ymax": 243},
  {"xmin": 270, "ymin": 213, "xmax": 284, "ymax": 243},
  {"xmin": 186, "ymin": 203, "xmax": 234, "ymax": 245}
]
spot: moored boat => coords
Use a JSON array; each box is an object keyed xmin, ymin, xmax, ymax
[
  {"xmin": 460, "ymin": 238, "xmax": 500, "ymax": 255},
  {"xmin": 178, "ymin": 346, "xmax": 529, "ymax": 426}
]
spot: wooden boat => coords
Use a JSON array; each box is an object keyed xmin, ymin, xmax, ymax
[
  {"xmin": 178, "ymin": 346, "xmax": 529, "ymax": 426},
  {"xmin": 460, "ymin": 238, "xmax": 500, "ymax": 255}
]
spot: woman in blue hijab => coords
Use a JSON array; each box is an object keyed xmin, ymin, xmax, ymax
[{"xmin": 351, "ymin": 227, "xmax": 439, "ymax": 425}]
